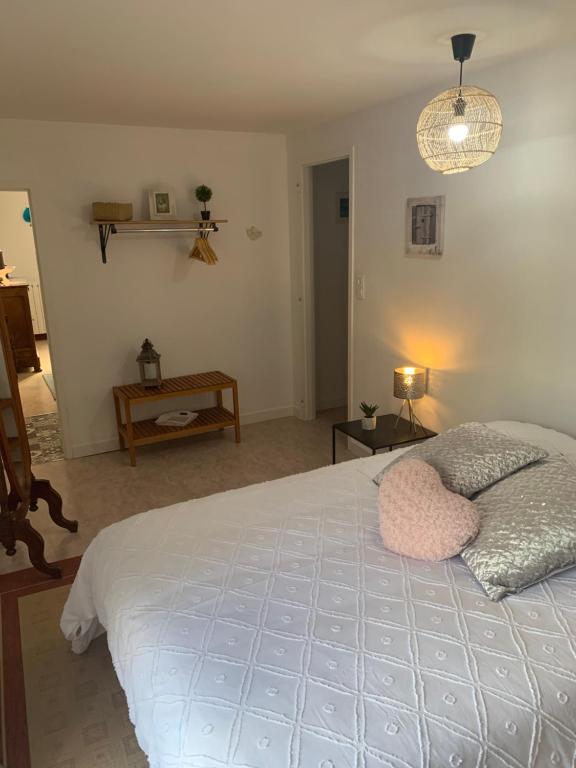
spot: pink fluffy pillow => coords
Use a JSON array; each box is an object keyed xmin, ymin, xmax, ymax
[{"xmin": 378, "ymin": 458, "xmax": 480, "ymax": 561}]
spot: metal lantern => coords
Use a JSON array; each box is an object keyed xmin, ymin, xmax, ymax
[
  {"xmin": 137, "ymin": 338, "xmax": 162, "ymax": 388},
  {"xmin": 417, "ymin": 34, "xmax": 503, "ymax": 175}
]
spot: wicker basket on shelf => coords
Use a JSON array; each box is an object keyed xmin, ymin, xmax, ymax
[{"xmin": 92, "ymin": 202, "xmax": 133, "ymax": 222}]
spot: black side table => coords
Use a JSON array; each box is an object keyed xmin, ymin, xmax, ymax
[{"xmin": 332, "ymin": 413, "xmax": 437, "ymax": 464}]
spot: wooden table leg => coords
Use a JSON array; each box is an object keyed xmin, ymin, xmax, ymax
[
  {"xmin": 216, "ymin": 389, "xmax": 225, "ymax": 431},
  {"xmin": 124, "ymin": 399, "xmax": 136, "ymax": 466},
  {"xmin": 232, "ymin": 382, "xmax": 241, "ymax": 443},
  {"xmin": 333, "ymin": 425, "xmax": 336, "ymax": 464},
  {"xmin": 31, "ymin": 477, "xmax": 78, "ymax": 532},
  {"xmin": 113, "ymin": 389, "xmax": 126, "ymax": 450},
  {"xmin": 13, "ymin": 518, "xmax": 61, "ymax": 579},
  {"xmin": 0, "ymin": 517, "xmax": 16, "ymax": 556}
]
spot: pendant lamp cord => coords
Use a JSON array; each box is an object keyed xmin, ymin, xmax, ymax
[{"xmin": 459, "ymin": 59, "xmax": 464, "ymax": 90}]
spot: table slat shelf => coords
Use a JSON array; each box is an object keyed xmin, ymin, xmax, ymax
[
  {"xmin": 115, "ymin": 371, "xmax": 235, "ymax": 401},
  {"xmin": 113, "ymin": 371, "xmax": 240, "ymax": 465},
  {"xmin": 120, "ymin": 406, "xmax": 236, "ymax": 446}
]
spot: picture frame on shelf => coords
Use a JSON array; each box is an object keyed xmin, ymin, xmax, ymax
[
  {"xmin": 148, "ymin": 188, "xmax": 177, "ymax": 220},
  {"xmin": 405, "ymin": 195, "xmax": 444, "ymax": 258}
]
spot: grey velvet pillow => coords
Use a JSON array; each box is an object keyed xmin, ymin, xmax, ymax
[
  {"xmin": 461, "ymin": 456, "xmax": 576, "ymax": 600},
  {"xmin": 372, "ymin": 422, "xmax": 547, "ymax": 498}
]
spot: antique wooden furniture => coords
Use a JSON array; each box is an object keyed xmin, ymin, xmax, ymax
[
  {"xmin": 0, "ymin": 298, "xmax": 77, "ymax": 578},
  {"xmin": 332, "ymin": 413, "xmax": 437, "ymax": 464},
  {"xmin": 113, "ymin": 370, "xmax": 241, "ymax": 466},
  {"xmin": 0, "ymin": 283, "xmax": 41, "ymax": 372}
]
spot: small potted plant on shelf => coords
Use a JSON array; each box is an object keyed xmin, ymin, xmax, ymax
[
  {"xmin": 360, "ymin": 402, "xmax": 379, "ymax": 430},
  {"xmin": 195, "ymin": 185, "xmax": 213, "ymax": 220}
]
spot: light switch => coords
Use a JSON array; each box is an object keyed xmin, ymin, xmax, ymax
[{"xmin": 355, "ymin": 274, "xmax": 366, "ymax": 300}]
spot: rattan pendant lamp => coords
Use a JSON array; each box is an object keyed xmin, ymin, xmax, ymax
[{"xmin": 417, "ymin": 33, "xmax": 502, "ymax": 174}]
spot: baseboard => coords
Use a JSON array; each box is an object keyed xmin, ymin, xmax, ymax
[
  {"xmin": 67, "ymin": 437, "xmax": 120, "ymax": 459},
  {"xmin": 317, "ymin": 397, "xmax": 347, "ymax": 411},
  {"xmin": 67, "ymin": 405, "xmax": 297, "ymax": 459},
  {"xmin": 240, "ymin": 405, "xmax": 296, "ymax": 425}
]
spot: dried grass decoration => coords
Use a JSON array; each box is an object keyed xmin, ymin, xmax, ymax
[{"xmin": 189, "ymin": 234, "xmax": 218, "ymax": 265}]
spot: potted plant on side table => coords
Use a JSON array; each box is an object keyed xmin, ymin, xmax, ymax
[
  {"xmin": 360, "ymin": 402, "xmax": 379, "ymax": 430},
  {"xmin": 195, "ymin": 185, "xmax": 213, "ymax": 220}
]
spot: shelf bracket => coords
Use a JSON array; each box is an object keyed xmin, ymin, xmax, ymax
[
  {"xmin": 94, "ymin": 220, "xmax": 223, "ymax": 263},
  {"xmin": 98, "ymin": 223, "xmax": 116, "ymax": 264}
]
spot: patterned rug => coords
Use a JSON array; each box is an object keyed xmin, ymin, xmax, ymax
[
  {"xmin": 0, "ymin": 558, "xmax": 147, "ymax": 768},
  {"xmin": 25, "ymin": 412, "xmax": 64, "ymax": 464}
]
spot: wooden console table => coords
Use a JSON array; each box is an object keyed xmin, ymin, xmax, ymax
[{"xmin": 113, "ymin": 370, "xmax": 240, "ymax": 466}]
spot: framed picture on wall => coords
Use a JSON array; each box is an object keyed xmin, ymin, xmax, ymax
[
  {"xmin": 405, "ymin": 196, "xmax": 444, "ymax": 258},
  {"xmin": 148, "ymin": 188, "xmax": 177, "ymax": 220}
]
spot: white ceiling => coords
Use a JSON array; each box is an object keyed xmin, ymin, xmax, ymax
[{"xmin": 1, "ymin": 0, "xmax": 575, "ymax": 132}]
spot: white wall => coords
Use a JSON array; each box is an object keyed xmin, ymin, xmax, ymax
[
  {"xmin": 0, "ymin": 120, "xmax": 293, "ymax": 457},
  {"xmin": 312, "ymin": 159, "xmax": 348, "ymax": 411},
  {"xmin": 288, "ymin": 44, "xmax": 576, "ymax": 436},
  {"xmin": 0, "ymin": 191, "xmax": 39, "ymax": 281}
]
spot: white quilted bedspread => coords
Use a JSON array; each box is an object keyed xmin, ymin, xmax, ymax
[{"xmin": 62, "ymin": 434, "xmax": 576, "ymax": 768}]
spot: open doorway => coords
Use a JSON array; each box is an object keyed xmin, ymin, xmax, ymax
[
  {"xmin": 0, "ymin": 191, "xmax": 63, "ymax": 463},
  {"xmin": 310, "ymin": 158, "xmax": 350, "ymax": 424}
]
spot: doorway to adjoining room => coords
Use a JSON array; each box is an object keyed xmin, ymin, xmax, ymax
[
  {"xmin": 311, "ymin": 158, "xmax": 350, "ymax": 425},
  {"xmin": 0, "ymin": 191, "xmax": 63, "ymax": 463}
]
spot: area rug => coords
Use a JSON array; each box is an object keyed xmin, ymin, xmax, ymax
[
  {"xmin": 42, "ymin": 373, "xmax": 57, "ymax": 400},
  {"xmin": 25, "ymin": 412, "xmax": 64, "ymax": 464},
  {"xmin": 0, "ymin": 558, "xmax": 147, "ymax": 768}
]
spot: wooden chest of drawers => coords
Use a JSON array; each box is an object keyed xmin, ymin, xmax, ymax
[{"xmin": 0, "ymin": 284, "xmax": 41, "ymax": 372}]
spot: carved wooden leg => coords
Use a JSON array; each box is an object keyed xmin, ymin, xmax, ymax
[
  {"xmin": 13, "ymin": 518, "xmax": 61, "ymax": 579},
  {"xmin": 31, "ymin": 478, "xmax": 78, "ymax": 532},
  {"xmin": 0, "ymin": 518, "xmax": 17, "ymax": 556}
]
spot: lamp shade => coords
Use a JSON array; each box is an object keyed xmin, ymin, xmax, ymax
[
  {"xmin": 394, "ymin": 367, "xmax": 426, "ymax": 400},
  {"xmin": 417, "ymin": 85, "xmax": 502, "ymax": 175}
]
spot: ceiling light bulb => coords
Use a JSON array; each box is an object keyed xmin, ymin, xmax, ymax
[{"xmin": 448, "ymin": 123, "xmax": 470, "ymax": 143}]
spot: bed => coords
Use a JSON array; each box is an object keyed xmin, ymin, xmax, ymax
[{"xmin": 61, "ymin": 421, "xmax": 576, "ymax": 768}]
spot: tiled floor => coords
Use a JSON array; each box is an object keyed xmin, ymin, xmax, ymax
[
  {"xmin": 1, "ymin": 408, "xmax": 354, "ymax": 575},
  {"xmin": 25, "ymin": 412, "xmax": 64, "ymax": 464}
]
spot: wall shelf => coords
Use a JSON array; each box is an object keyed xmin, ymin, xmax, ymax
[{"xmin": 92, "ymin": 219, "xmax": 228, "ymax": 263}]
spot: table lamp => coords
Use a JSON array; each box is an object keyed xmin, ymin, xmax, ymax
[{"xmin": 394, "ymin": 366, "xmax": 426, "ymax": 432}]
